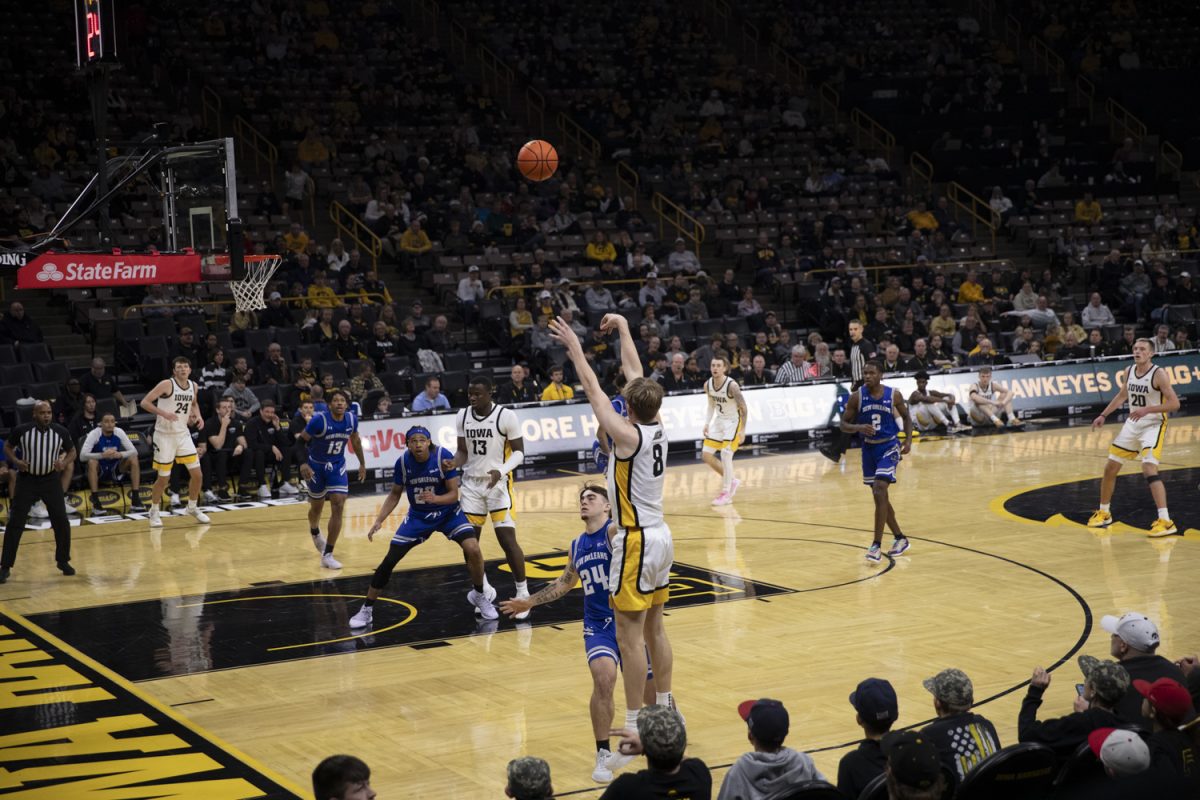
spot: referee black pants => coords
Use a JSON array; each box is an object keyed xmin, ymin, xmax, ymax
[{"xmin": 2, "ymin": 472, "xmax": 72, "ymax": 568}]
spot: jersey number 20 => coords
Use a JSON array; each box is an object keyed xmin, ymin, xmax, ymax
[{"xmin": 1130, "ymin": 394, "xmax": 1147, "ymax": 407}]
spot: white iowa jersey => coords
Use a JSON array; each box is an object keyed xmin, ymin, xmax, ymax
[
  {"xmin": 155, "ymin": 379, "xmax": 196, "ymax": 435},
  {"xmin": 1125, "ymin": 364, "xmax": 1164, "ymax": 417},
  {"xmin": 969, "ymin": 381, "xmax": 997, "ymax": 401},
  {"xmin": 456, "ymin": 403, "xmax": 519, "ymax": 478},
  {"xmin": 608, "ymin": 422, "xmax": 666, "ymax": 529},
  {"xmin": 705, "ymin": 376, "xmax": 741, "ymax": 422}
]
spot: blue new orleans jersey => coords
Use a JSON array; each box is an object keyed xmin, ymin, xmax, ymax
[
  {"xmin": 859, "ymin": 385, "xmax": 899, "ymax": 444},
  {"xmin": 592, "ymin": 395, "xmax": 629, "ymax": 472},
  {"xmin": 394, "ymin": 446, "xmax": 459, "ymax": 510},
  {"xmin": 89, "ymin": 432, "xmax": 125, "ymax": 478},
  {"xmin": 305, "ymin": 410, "xmax": 358, "ymax": 465},
  {"xmin": 570, "ymin": 520, "xmax": 613, "ymax": 625}
]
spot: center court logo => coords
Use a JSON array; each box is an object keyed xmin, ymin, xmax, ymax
[{"xmin": 35, "ymin": 262, "xmax": 64, "ymax": 282}]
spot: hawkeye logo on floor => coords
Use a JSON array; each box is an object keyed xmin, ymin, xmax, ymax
[{"xmin": 0, "ymin": 612, "xmax": 303, "ymax": 798}]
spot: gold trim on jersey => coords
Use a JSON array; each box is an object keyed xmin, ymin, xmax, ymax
[{"xmin": 610, "ymin": 527, "xmax": 670, "ymax": 611}]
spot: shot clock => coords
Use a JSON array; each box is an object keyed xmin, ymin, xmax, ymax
[{"xmin": 74, "ymin": 0, "xmax": 118, "ymax": 68}]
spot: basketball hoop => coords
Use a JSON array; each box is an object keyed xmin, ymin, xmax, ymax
[{"xmin": 229, "ymin": 254, "xmax": 282, "ymax": 312}]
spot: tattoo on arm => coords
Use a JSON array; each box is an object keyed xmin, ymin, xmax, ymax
[{"xmin": 526, "ymin": 564, "xmax": 578, "ymax": 607}]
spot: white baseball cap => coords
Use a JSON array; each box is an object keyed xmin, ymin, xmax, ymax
[
  {"xmin": 1101, "ymin": 612, "xmax": 1160, "ymax": 652},
  {"xmin": 1088, "ymin": 728, "xmax": 1150, "ymax": 777}
]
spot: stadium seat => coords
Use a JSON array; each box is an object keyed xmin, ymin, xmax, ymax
[
  {"xmin": 244, "ymin": 329, "xmax": 273, "ymax": 360},
  {"xmin": 384, "ymin": 356, "xmax": 412, "ymax": 375},
  {"xmin": 18, "ymin": 343, "xmax": 52, "ymax": 363},
  {"xmin": 26, "ymin": 382, "xmax": 61, "ymax": 402},
  {"xmin": 774, "ymin": 780, "xmax": 844, "ymax": 799},
  {"xmin": 0, "ymin": 363, "xmax": 35, "ymax": 387},
  {"xmin": 145, "ymin": 318, "xmax": 177, "ymax": 338},
  {"xmin": 1052, "ymin": 740, "xmax": 1105, "ymax": 789},
  {"xmin": 695, "ymin": 318, "xmax": 724, "ymax": 339},
  {"xmin": 442, "ymin": 351, "xmax": 471, "ymax": 371},
  {"xmin": 33, "ymin": 361, "xmax": 70, "ymax": 384},
  {"xmin": 0, "ymin": 344, "xmax": 17, "ymax": 364},
  {"xmin": 855, "ymin": 773, "xmax": 887, "ymax": 800},
  {"xmin": 379, "ymin": 373, "xmax": 407, "ymax": 396},
  {"xmin": 319, "ymin": 361, "xmax": 349, "ymax": 384},
  {"xmin": 440, "ymin": 371, "xmax": 469, "ymax": 406},
  {"xmin": 292, "ymin": 344, "xmax": 322, "ymax": 364},
  {"xmin": 250, "ymin": 384, "xmax": 278, "ymax": 405},
  {"xmin": 272, "ymin": 327, "xmax": 301, "ymax": 349},
  {"xmin": 952, "ymin": 743, "xmax": 1056, "ymax": 799}
]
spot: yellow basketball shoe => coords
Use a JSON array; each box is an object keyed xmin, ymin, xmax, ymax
[
  {"xmin": 1148, "ymin": 518, "xmax": 1179, "ymax": 538},
  {"xmin": 1087, "ymin": 510, "xmax": 1113, "ymax": 528}
]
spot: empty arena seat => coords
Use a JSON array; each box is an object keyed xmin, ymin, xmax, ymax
[
  {"xmin": 33, "ymin": 361, "xmax": 70, "ymax": 384},
  {"xmin": 855, "ymin": 773, "xmax": 888, "ymax": 800},
  {"xmin": 18, "ymin": 343, "xmax": 52, "ymax": 363}
]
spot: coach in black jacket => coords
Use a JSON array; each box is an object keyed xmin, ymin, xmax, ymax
[
  {"xmin": 1018, "ymin": 656, "xmax": 1127, "ymax": 757},
  {"xmin": 242, "ymin": 400, "xmax": 291, "ymax": 498}
]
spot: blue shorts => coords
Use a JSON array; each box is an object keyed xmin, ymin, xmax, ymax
[
  {"xmin": 862, "ymin": 439, "xmax": 901, "ymax": 485},
  {"xmin": 307, "ymin": 459, "xmax": 348, "ymax": 498},
  {"xmin": 392, "ymin": 507, "xmax": 475, "ymax": 545},
  {"xmin": 97, "ymin": 460, "xmax": 124, "ymax": 483},
  {"xmin": 583, "ymin": 615, "xmax": 620, "ymax": 665}
]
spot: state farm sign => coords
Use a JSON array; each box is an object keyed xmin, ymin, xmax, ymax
[{"xmin": 16, "ymin": 252, "xmax": 201, "ymax": 289}]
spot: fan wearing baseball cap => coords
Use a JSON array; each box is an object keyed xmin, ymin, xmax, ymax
[
  {"xmin": 1017, "ymin": 656, "xmax": 1126, "ymax": 757},
  {"xmin": 717, "ymin": 699, "xmax": 824, "ymax": 800},
  {"xmin": 1098, "ymin": 612, "xmax": 1186, "ymax": 723},
  {"xmin": 919, "ymin": 668, "xmax": 1001, "ymax": 786},
  {"xmin": 1136, "ymin": 677, "xmax": 1200, "ymax": 792},
  {"xmin": 837, "ymin": 678, "xmax": 899, "ymax": 798},
  {"xmin": 882, "ymin": 731, "xmax": 946, "ymax": 800},
  {"xmin": 600, "ymin": 705, "xmax": 711, "ymax": 800}
]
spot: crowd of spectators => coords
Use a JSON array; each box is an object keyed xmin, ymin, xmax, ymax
[{"xmin": 313, "ymin": 610, "xmax": 1198, "ymax": 798}]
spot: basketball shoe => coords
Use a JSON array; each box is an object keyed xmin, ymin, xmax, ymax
[
  {"xmin": 593, "ymin": 750, "xmax": 614, "ymax": 783},
  {"xmin": 185, "ymin": 505, "xmax": 210, "ymax": 524},
  {"xmin": 865, "ymin": 542, "xmax": 882, "ymax": 562},
  {"xmin": 712, "ymin": 491, "xmax": 732, "ymax": 506},
  {"xmin": 1087, "ymin": 510, "xmax": 1113, "ymax": 527},
  {"xmin": 349, "ymin": 606, "xmax": 373, "ymax": 629},
  {"xmin": 887, "ymin": 536, "xmax": 910, "ymax": 556},
  {"xmin": 148, "ymin": 507, "xmax": 163, "ymax": 528},
  {"xmin": 321, "ymin": 553, "xmax": 343, "ymax": 570},
  {"xmin": 1148, "ymin": 518, "xmax": 1179, "ymax": 538},
  {"xmin": 467, "ymin": 588, "xmax": 499, "ymax": 620}
]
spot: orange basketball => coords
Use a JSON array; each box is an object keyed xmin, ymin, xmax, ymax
[{"xmin": 517, "ymin": 139, "xmax": 559, "ymax": 181}]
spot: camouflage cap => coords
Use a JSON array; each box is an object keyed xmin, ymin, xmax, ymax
[
  {"xmin": 637, "ymin": 704, "xmax": 687, "ymax": 762},
  {"xmin": 1078, "ymin": 655, "xmax": 1131, "ymax": 705},
  {"xmin": 923, "ymin": 668, "xmax": 974, "ymax": 708},
  {"xmin": 506, "ymin": 756, "xmax": 552, "ymax": 800}
]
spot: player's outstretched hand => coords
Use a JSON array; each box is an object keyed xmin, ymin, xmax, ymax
[
  {"xmin": 548, "ymin": 317, "xmax": 583, "ymax": 356},
  {"xmin": 609, "ymin": 729, "xmax": 644, "ymax": 756},
  {"xmin": 440, "ymin": 457, "xmax": 457, "ymax": 473},
  {"xmin": 486, "ymin": 469, "xmax": 502, "ymax": 489},
  {"xmin": 499, "ymin": 597, "xmax": 533, "ymax": 617},
  {"xmin": 1091, "ymin": 414, "xmax": 1107, "ymax": 430},
  {"xmin": 599, "ymin": 313, "xmax": 628, "ymax": 335}
]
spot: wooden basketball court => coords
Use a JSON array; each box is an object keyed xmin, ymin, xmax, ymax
[{"xmin": 2, "ymin": 421, "xmax": 1198, "ymax": 798}]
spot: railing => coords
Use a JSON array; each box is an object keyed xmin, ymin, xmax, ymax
[
  {"xmin": 946, "ymin": 182, "xmax": 999, "ymax": 251},
  {"xmin": 556, "ymin": 112, "xmax": 601, "ymax": 161},
  {"xmin": 704, "ymin": 0, "xmax": 731, "ymax": 30},
  {"xmin": 1075, "ymin": 75, "xmax": 1096, "ymax": 122},
  {"xmin": 1029, "ymin": 36, "xmax": 1064, "ymax": 88},
  {"xmin": 768, "ymin": 43, "xmax": 807, "ymax": 86},
  {"xmin": 910, "ymin": 152, "xmax": 934, "ymax": 198},
  {"xmin": 616, "ymin": 161, "xmax": 640, "ymax": 209},
  {"xmin": 485, "ymin": 277, "xmax": 664, "ymax": 300},
  {"xmin": 849, "ymin": 108, "xmax": 896, "ymax": 164},
  {"xmin": 232, "ymin": 116, "xmax": 278, "ymax": 187},
  {"xmin": 449, "ymin": 17, "xmax": 468, "ymax": 62},
  {"xmin": 525, "ymin": 86, "xmax": 546, "ymax": 137},
  {"xmin": 1160, "ymin": 141, "xmax": 1184, "ymax": 180},
  {"xmin": 1105, "ymin": 97, "xmax": 1147, "ymax": 143},
  {"xmin": 1003, "ymin": 14, "xmax": 1023, "ymax": 56},
  {"xmin": 415, "ymin": 0, "xmax": 439, "ymax": 38},
  {"xmin": 650, "ymin": 192, "xmax": 705, "ymax": 255},
  {"xmin": 201, "ymin": 86, "xmax": 222, "ymax": 137},
  {"xmin": 477, "ymin": 45, "xmax": 514, "ymax": 104},
  {"xmin": 818, "ymin": 82, "xmax": 841, "ymax": 121},
  {"xmin": 122, "ymin": 292, "xmax": 386, "ymax": 319},
  {"xmin": 741, "ymin": 20, "xmax": 760, "ymax": 62},
  {"xmin": 329, "ymin": 201, "xmax": 383, "ymax": 271}
]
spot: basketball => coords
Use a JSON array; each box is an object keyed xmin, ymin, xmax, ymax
[{"xmin": 517, "ymin": 139, "xmax": 558, "ymax": 181}]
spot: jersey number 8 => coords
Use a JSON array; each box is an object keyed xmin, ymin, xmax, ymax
[{"xmin": 652, "ymin": 443, "xmax": 664, "ymax": 477}]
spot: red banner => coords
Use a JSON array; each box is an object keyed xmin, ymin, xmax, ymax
[{"xmin": 16, "ymin": 252, "xmax": 202, "ymax": 289}]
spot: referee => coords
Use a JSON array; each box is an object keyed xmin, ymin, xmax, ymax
[{"xmin": 0, "ymin": 401, "xmax": 77, "ymax": 583}]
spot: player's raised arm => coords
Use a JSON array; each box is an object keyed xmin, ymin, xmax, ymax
[
  {"xmin": 139, "ymin": 379, "xmax": 174, "ymax": 420},
  {"xmin": 548, "ymin": 317, "xmax": 638, "ymax": 450},
  {"xmin": 600, "ymin": 313, "xmax": 643, "ymax": 383}
]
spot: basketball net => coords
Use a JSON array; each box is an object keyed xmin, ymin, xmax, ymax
[{"xmin": 229, "ymin": 254, "xmax": 282, "ymax": 312}]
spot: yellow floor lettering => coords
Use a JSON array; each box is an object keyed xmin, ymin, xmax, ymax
[
  {"xmin": 0, "ymin": 714, "xmax": 189, "ymax": 760},
  {"xmin": 0, "ymin": 753, "xmax": 266, "ymax": 799}
]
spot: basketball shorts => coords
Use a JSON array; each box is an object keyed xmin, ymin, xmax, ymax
[
  {"xmin": 912, "ymin": 403, "xmax": 943, "ymax": 431},
  {"xmin": 459, "ymin": 474, "xmax": 516, "ymax": 529},
  {"xmin": 1109, "ymin": 417, "xmax": 1166, "ymax": 464},
  {"xmin": 583, "ymin": 615, "xmax": 619, "ymax": 665},
  {"xmin": 703, "ymin": 416, "xmax": 744, "ymax": 453},
  {"xmin": 306, "ymin": 459, "xmax": 349, "ymax": 498},
  {"xmin": 610, "ymin": 522, "xmax": 673, "ymax": 612},
  {"xmin": 96, "ymin": 459, "xmax": 125, "ymax": 483},
  {"xmin": 968, "ymin": 400, "xmax": 1001, "ymax": 423},
  {"xmin": 152, "ymin": 430, "xmax": 199, "ymax": 476},
  {"xmin": 392, "ymin": 507, "xmax": 475, "ymax": 545},
  {"xmin": 861, "ymin": 439, "xmax": 901, "ymax": 485}
]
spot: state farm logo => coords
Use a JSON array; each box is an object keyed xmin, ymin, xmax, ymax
[{"xmin": 35, "ymin": 262, "xmax": 64, "ymax": 282}]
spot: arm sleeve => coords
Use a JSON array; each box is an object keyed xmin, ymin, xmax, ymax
[{"xmin": 79, "ymin": 427, "xmax": 103, "ymax": 461}]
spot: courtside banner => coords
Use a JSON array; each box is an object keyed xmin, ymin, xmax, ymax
[
  {"xmin": 349, "ymin": 383, "xmax": 842, "ymax": 469},
  {"xmin": 346, "ymin": 353, "xmax": 1200, "ymax": 469},
  {"xmin": 16, "ymin": 252, "xmax": 201, "ymax": 288}
]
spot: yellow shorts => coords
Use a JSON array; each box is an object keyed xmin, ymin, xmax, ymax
[{"xmin": 610, "ymin": 523, "xmax": 673, "ymax": 612}]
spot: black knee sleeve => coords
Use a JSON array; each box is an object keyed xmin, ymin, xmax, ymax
[
  {"xmin": 1145, "ymin": 473, "xmax": 1163, "ymax": 485},
  {"xmin": 370, "ymin": 541, "xmax": 418, "ymax": 590}
]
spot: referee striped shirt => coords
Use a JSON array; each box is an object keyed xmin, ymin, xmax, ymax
[
  {"xmin": 849, "ymin": 337, "xmax": 876, "ymax": 383},
  {"xmin": 7, "ymin": 422, "xmax": 73, "ymax": 476}
]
